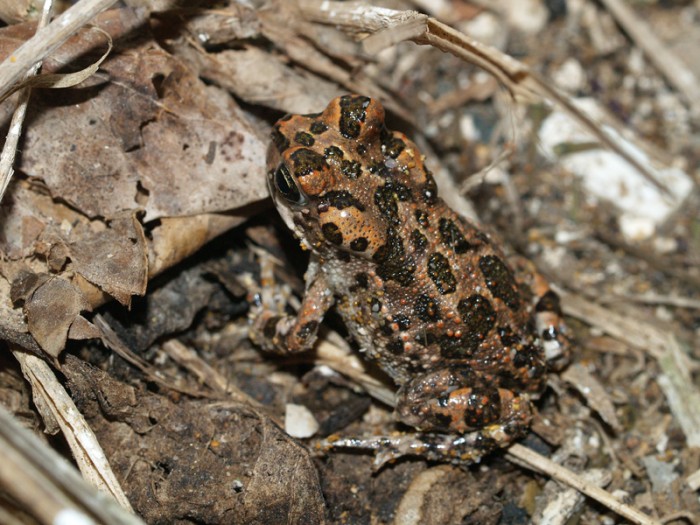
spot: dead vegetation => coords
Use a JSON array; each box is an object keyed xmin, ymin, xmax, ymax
[{"xmin": 0, "ymin": 0, "xmax": 699, "ymax": 524}]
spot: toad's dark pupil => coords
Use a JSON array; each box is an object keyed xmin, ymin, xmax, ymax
[{"xmin": 275, "ymin": 164, "xmax": 303, "ymax": 204}]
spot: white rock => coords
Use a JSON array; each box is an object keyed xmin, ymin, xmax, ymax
[
  {"xmin": 552, "ymin": 58, "xmax": 586, "ymax": 93},
  {"xmin": 459, "ymin": 113, "xmax": 481, "ymax": 142},
  {"xmin": 538, "ymin": 98, "xmax": 693, "ymax": 241},
  {"xmin": 285, "ymin": 403, "xmax": 319, "ymax": 439},
  {"xmin": 503, "ymin": 0, "xmax": 548, "ymax": 34}
]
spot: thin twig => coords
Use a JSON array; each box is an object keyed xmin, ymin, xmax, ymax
[
  {"xmin": 507, "ymin": 444, "xmax": 661, "ymax": 525},
  {"xmin": 0, "ymin": 0, "xmax": 118, "ymax": 101},
  {"xmin": 0, "ymin": 0, "xmax": 53, "ymax": 202},
  {"xmin": 0, "ymin": 0, "xmax": 118, "ymax": 203}
]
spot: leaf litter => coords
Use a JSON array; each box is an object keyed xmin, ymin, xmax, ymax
[{"xmin": 0, "ymin": 1, "xmax": 699, "ymax": 524}]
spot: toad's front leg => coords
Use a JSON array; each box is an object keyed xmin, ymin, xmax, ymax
[{"xmin": 250, "ymin": 256, "xmax": 334, "ymax": 354}]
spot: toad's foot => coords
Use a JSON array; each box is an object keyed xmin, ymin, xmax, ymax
[{"xmin": 319, "ymin": 429, "xmax": 510, "ymax": 468}]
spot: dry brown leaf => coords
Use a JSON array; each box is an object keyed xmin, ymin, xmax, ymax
[
  {"xmin": 66, "ymin": 214, "xmax": 147, "ymax": 306},
  {"xmin": 24, "ymin": 277, "xmax": 87, "ymax": 358},
  {"xmin": 15, "ymin": 37, "xmax": 268, "ymax": 220},
  {"xmin": 0, "ymin": 9, "xmax": 268, "ymax": 221},
  {"xmin": 561, "ymin": 363, "xmax": 623, "ymax": 433},
  {"xmin": 0, "ymin": 7, "xmax": 271, "ymax": 357}
]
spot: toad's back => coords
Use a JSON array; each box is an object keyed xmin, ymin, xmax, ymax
[{"xmin": 266, "ymin": 95, "xmax": 548, "ymax": 395}]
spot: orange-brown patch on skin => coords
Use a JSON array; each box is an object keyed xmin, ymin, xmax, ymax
[
  {"xmin": 280, "ymin": 147, "xmax": 334, "ymax": 197},
  {"xmin": 318, "ymin": 207, "xmax": 386, "ymax": 255}
]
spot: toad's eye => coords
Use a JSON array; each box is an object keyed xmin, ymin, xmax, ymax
[{"xmin": 274, "ymin": 164, "xmax": 306, "ymax": 205}]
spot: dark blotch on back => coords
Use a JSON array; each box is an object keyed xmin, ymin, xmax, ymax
[
  {"xmin": 392, "ymin": 314, "xmax": 411, "ymax": 331},
  {"xmin": 374, "ymin": 181, "xmax": 413, "ymax": 225},
  {"xmin": 512, "ymin": 343, "xmax": 540, "ymax": 369},
  {"xmin": 415, "ymin": 209, "xmax": 430, "ymax": 227},
  {"xmin": 350, "ymin": 272, "xmax": 369, "ymax": 292},
  {"xmin": 414, "ymin": 294, "xmax": 441, "ymax": 322},
  {"xmin": 341, "ymin": 160, "xmax": 362, "ymax": 179},
  {"xmin": 380, "ymin": 128, "xmax": 406, "ymax": 158},
  {"xmin": 324, "ymin": 146, "xmax": 344, "ymax": 159},
  {"xmin": 355, "ymin": 272, "xmax": 369, "ymax": 289},
  {"xmin": 373, "ymin": 228, "xmax": 415, "ymax": 286},
  {"xmin": 439, "ymin": 218, "xmax": 473, "ymax": 253},
  {"xmin": 497, "ymin": 326, "xmax": 520, "ymax": 348},
  {"xmin": 457, "ymin": 294, "xmax": 496, "ymax": 351},
  {"xmin": 309, "ymin": 121, "xmax": 328, "ymax": 134},
  {"xmin": 422, "ymin": 170, "xmax": 438, "ymax": 204},
  {"xmin": 321, "ymin": 222, "xmax": 343, "ymax": 245},
  {"xmin": 386, "ymin": 339, "xmax": 404, "ymax": 355},
  {"xmin": 271, "ymin": 128, "xmax": 290, "ymax": 152},
  {"xmin": 290, "ymin": 148, "xmax": 327, "ymax": 177},
  {"xmin": 427, "ymin": 252, "xmax": 456, "ymax": 295},
  {"xmin": 339, "ymin": 95, "xmax": 371, "ymax": 139},
  {"xmin": 350, "ymin": 237, "xmax": 369, "ymax": 252},
  {"xmin": 479, "ymin": 255, "xmax": 521, "ymax": 310},
  {"xmin": 321, "ymin": 190, "xmax": 365, "ymax": 211},
  {"xmin": 368, "ymin": 161, "xmax": 389, "ymax": 177},
  {"xmin": 411, "ymin": 230, "xmax": 428, "ymax": 251},
  {"xmin": 294, "ymin": 131, "xmax": 315, "ymax": 147}
]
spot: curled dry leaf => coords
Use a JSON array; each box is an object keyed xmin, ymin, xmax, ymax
[
  {"xmin": 0, "ymin": 7, "xmax": 270, "ymax": 357},
  {"xmin": 24, "ymin": 277, "xmax": 88, "ymax": 358},
  {"xmin": 11, "ymin": 29, "xmax": 268, "ymax": 220},
  {"xmin": 561, "ymin": 363, "xmax": 623, "ymax": 433},
  {"xmin": 65, "ymin": 214, "xmax": 148, "ymax": 306}
]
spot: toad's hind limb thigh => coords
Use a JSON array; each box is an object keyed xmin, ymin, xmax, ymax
[{"xmin": 397, "ymin": 368, "xmax": 533, "ymax": 432}]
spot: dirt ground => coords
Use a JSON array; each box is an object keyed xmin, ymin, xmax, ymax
[{"xmin": 0, "ymin": 1, "xmax": 699, "ymax": 524}]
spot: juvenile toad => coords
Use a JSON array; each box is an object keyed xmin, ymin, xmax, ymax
[{"xmin": 253, "ymin": 95, "xmax": 569, "ymax": 463}]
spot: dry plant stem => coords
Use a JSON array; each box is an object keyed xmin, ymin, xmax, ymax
[
  {"xmin": 599, "ymin": 0, "xmax": 700, "ymax": 116},
  {"xmin": 507, "ymin": 444, "xmax": 661, "ymax": 525},
  {"xmin": 161, "ymin": 338, "xmax": 267, "ymax": 410},
  {"xmin": 300, "ymin": 1, "xmax": 672, "ymax": 197},
  {"xmin": 13, "ymin": 349, "xmax": 133, "ymax": 511},
  {"xmin": 0, "ymin": 403, "xmax": 144, "ymax": 525},
  {"xmin": 94, "ymin": 314, "xmax": 216, "ymax": 399},
  {"xmin": 0, "ymin": 0, "xmax": 117, "ymax": 99},
  {"xmin": 603, "ymin": 293, "xmax": 700, "ymax": 310},
  {"xmin": 0, "ymin": 0, "xmax": 52, "ymax": 204}
]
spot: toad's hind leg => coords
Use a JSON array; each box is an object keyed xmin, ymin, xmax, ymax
[
  {"xmin": 396, "ymin": 368, "xmax": 533, "ymax": 455},
  {"xmin": 323, "ymin": 368, "xmax": 534, "ymax": 466}
]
